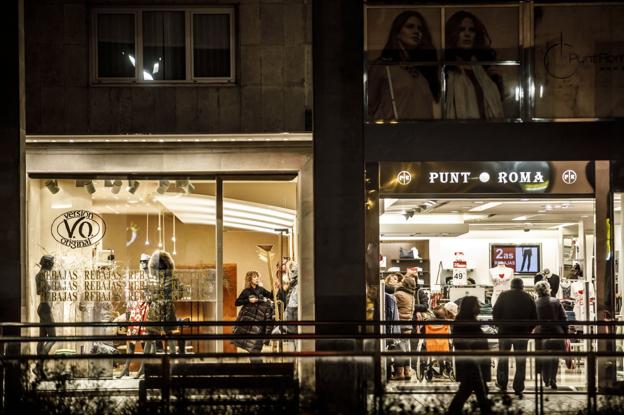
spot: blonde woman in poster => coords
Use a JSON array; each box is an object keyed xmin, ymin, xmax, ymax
[
  {"xmin": 444, "ymin": 11, "xmax": 504, "ymax": 119},
  {"xmin": 368, "ymin": 10, "xmax": 440, "ymax": 121}
]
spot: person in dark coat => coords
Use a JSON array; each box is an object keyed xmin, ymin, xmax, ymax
[
  {"xmin": 534, "ymin": 280, "xmax": 568, "ymax": 390},
  {"xmin": 493, "ymin": 277, "xmax": 537, "ymax": 397},
  {"xmin": 448, "ymin": 296, "xmax": 492, "ymax": 415},
  {"xmin": 232, "ymin": 271, "xmax": 274, "ymax": 359}
]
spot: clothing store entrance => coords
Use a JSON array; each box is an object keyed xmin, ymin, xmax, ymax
[{"xmin": 371, "ymin": 160, "xmax": 611, "ymax": 389}]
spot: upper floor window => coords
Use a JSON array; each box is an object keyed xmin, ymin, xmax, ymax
[{"xmin": 92, "ymin": 7, "xmax": 235, "ymax": 84}]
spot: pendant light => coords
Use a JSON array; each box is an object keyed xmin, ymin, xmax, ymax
[
  {"xmin": 171, "ymin": 214, "xmax": 177, "ymax": 256},
  {"xmin": 145, "ymin": 212, "xmax": 150, "ymax": 245}
]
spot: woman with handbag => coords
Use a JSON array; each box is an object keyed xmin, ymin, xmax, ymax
[
  {"xmin": 534, "ymin": 280, "xmax": 569, "ymax": 390},
  {"xmin": 393, "ymin": 276, "xmax": 427, "ymax": 380}
]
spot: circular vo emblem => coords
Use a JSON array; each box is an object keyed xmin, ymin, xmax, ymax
[
  {"xmin": 562, "ymin": 169, "xmax": 577, "ymax": 185},
  {"xmin": 397, "ymin": 171, "xmax": 412, "ymax": 185},
  {"xmin": 51, "ymin": 210, "xmax": 106, "ymax": 249}
]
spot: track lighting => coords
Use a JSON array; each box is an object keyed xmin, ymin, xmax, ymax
[
  {"xmin": 175, "ymin": 179, "xmax": 194, "ymax": 194},
  {"xmin": 127, "ymin": 180, "xmax": 140, "ymax": 194},
  {"xmin": 111, "ymin": 180, "xmax": 122, "ymax": 194},
  {"xmin": 104, "ymin": 180, "xmax": 114, "ymax": 187},
  {"xmin": 44, "ymin": 180, "xmax": 60, "ymax": 194},
  {"xmin": 85, "ymin": 180, "xmax": 96, "ymax": 194},
  {"xmin": 157, "ymin": 180, "xmax": 171, "ymax": 195}
]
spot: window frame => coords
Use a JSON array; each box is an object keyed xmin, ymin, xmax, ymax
[{"xmin": 91, "ymin": 6, "xmax": 236, "ymax": 85}]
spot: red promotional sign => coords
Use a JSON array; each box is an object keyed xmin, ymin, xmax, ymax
[{"xmin": 491, "ymin": 245, "xmax": 516, "ymax": 269}]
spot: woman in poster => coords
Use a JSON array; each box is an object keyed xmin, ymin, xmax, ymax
[
  {"xmin": 444, "ymin": 11, "xmax": 504, "ymax": 119},
  {"xmin": 368, "ymin": 11, "xmax": 440, "ymax": 121}
]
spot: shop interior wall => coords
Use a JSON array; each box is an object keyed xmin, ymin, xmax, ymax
[
  {"xmin": 24, "ymin": 0, "xmax": 312, "ymax": 135},
  {"xmin": 427, "ymin": 230, "xmax": 561, "ymax": 290}
]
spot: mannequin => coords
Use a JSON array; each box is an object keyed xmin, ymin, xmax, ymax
[
  {"xmin": 35, "ymin": 255, "xmax": 56, "ymax": 377},
  {"xmin": 571, "ymin": 278, "xmax": 595, "ymax": 321},
  {"xmin": 135, "ymin": 250, "xmax": 178, "ymax": 378},
  {"xmin": 558, "ymin": 277, "xmax": 572, "ymax": 300},
  {"xmin": 534, "ymin": 268, "xmax": 560, "ymax": 297},
  {"xmin": 489, "ymin": 262, "xmax": 513, "ymax": 306},
  {"xmin": 118, "ymin": 253, "xmax": 150, "ymax": 378}
]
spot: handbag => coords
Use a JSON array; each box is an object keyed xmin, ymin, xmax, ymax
[{"xmin": 399, "ymin": 247, "xmax": 414, "ymax": 259}]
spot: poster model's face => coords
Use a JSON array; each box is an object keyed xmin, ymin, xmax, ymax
[
  {"xmin": 398, "ymin": 16, "xmax": 424, "ymax": 49},
  {"xmin": 458, "ymin": 17, "xmax": 476, "ymax": 49}
]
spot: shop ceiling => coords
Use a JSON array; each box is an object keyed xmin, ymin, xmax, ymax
[{"xmin": 380, "ymin": 198, "xmax": 604, "ymax": 235}]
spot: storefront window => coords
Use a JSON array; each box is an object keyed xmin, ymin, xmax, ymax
[
  {"xmin": 533, "ymin": 5, "xmax": 624, "ymax": 119},
  {"xmin": 27, "ymin": 176, "xmax": 300, "ymax": 366},
  {"xmin": 365, "ymin": 5, "xmax": 520, "ymax": 122},
  {"xmin": 223, "ymin": 180, "xmax": 298, "ymax": 353}
]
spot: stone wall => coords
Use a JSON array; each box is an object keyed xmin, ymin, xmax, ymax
[{"xmin": 25, "ymin": 0, "xmax": 312, "ymax": 134}]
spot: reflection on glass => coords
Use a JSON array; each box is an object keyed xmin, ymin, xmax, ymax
[
  {"xmin": 193, "ymin": 14, "xmax": 231, "ymax": 78},
  {"xmin": 142, "ymin": 11, "xmax": 186, "ymax": 81},
  {"xmin": 444, "ymin": 11, "xmax": 504, "ymax": 119},
  {"xmin": 367, "ymin": 11, "xmax": 440, "ymax": 121},
  {"xmin": 97, "ymin": 14, "xmax": 136, "ymax": 78}
]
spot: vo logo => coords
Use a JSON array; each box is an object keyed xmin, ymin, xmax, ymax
[{"xmin": 51, "ymin": 210, "xmax": 106, "ymax": 249}]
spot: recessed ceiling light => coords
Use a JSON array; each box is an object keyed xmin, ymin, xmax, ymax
[
  {"xmin": 538, "ymin": 210, "xmax": 546, "ymax": 213},
  {"xmin": 521, "ymin": 198, "xmax": 530, "ymax": 201},
  {"xmin": 581, "ymin": 215, "xmax": 589, "ymax": 218},
  {"xmin": 451, "ymin": 210, "xmax": 459, "ymax": 213}
]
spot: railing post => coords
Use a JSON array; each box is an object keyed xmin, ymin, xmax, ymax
[
  {"xmin": 587, "ymin": 352, "xmax": 597, "ymax": 413},
  {"xmin": 162, "ymin": 353, "xmax": 170, "ymax": 413}
]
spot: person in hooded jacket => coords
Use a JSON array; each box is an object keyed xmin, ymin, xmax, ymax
[
  {"xmin": 448, "ymin": 296, "xmax": 492, "ymax": 414},
  {"xmin": 393, "ymin": 276, "xmax": 428, "ymax": 380}
]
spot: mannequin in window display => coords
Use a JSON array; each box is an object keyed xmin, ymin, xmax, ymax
[
  {"xmin": 135, "ymin": 250, "xmax": 178, "ymax": 378},
  {"xmin": 35, "ymin": 255, "xmax": 56, "ymax": 377},
  {"xmin": 117, "ymin": 253, "xmax": 150, "ymax": 378},
  {"xmin": 489, "ymin": 262, "xmax": 513, "ymax": 306},
  {"xmin": 534, "ymin": 268, "xmax": 560, "ymax": 298}
]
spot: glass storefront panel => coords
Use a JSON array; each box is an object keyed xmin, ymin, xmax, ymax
[
  {"xmin": 365, "ymin": 5, "xmax": 520, "ymax": 122},
  {"xmin": 223, "ymin": 180, "xmax": 298, "ymax": 353},
  {"xmin": 534, "ymin": 5, "xmax": 624, "ymax": 119},
  {"xmin": 27, "ymin": 177, "xmax": 218, "ymax": 373}
]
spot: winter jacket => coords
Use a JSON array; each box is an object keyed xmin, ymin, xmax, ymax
[
  {"xmin": 535, "ymin": 296, "xmax": 568, "ymax": 335},
  {"xmin": 394, "ymin": 288, "xmax": 416, "ymax": 321},
  {"xmin": 235, "ymin": 286, "xmax": 273, "ymax": 306},
  {"xmin": 452, "ymin": 320, "xmax": 491, "ymax": 382},
  {"xmin": 493, "ymin": 288, "xmax": 537, "ymax": 335},
  {"xmin": 232, "ymin": 298, "xmax": 275, "ymax": 353}
]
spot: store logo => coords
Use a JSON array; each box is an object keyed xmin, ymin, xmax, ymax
[
  {"xmin": 397, "ymin": 171, "xmax": 412, "ymax": 185},
  {"xmin": 544, "ymin": 33, "xmax": 578, "ymax": 79},
  {"xmin": 562, "ymin": 169, "xmax": 577, "ymax": 184},
  {"xmin": 544, "ymin": 32, "xmax": 624, "ymax": 79},
  {"xmin": 51, "ymin": 210, "xmax": 106, "ymax": 249}
]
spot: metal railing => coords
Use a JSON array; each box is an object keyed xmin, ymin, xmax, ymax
[{"xmin": 1, "ymin": 320, "xmax": 623, "ymax": 414}]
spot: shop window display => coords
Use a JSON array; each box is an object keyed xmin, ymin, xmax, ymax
[{"xmin": 27, "ymin": 177, "xmax": 298, "ymax": 376}]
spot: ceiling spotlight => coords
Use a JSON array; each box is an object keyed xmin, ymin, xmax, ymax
[
  {"xmin": 104, "ymin": 180, "xmax": 114, "ymax": 187},
  {"xmin": 44, "ymin": 180, "xmax": 60, "ymax": 194},
  {"xmin": 85, "ymin": 180, "xmax": 96, "ymax": 194},
  {"xmin": 175, "ymin": 179, "xmax": 194, "ymax": 194},
  {"xmin": 111, "ymin": 180, "xmax": 122, "ymax": 194},
  {"xmin": 156, "ymin": 180, "xmax": 171, "ymax": 195},
  {"xmin": 127, "ymin": 180, "xmax": 140, "ymax": 194},
  {"xmin": 402, "ymin": 209, "xmax": 415, "ymax": 221}
]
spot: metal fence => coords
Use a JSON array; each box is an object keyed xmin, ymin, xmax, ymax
[{"xmin": 1, "ymin": 320, "xmax": 623, "ymax": 414}]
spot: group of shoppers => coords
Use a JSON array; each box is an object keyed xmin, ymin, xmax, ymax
[{"xmin": 449, "ymin": 277, "xmax": 568, "ymax": 414}]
